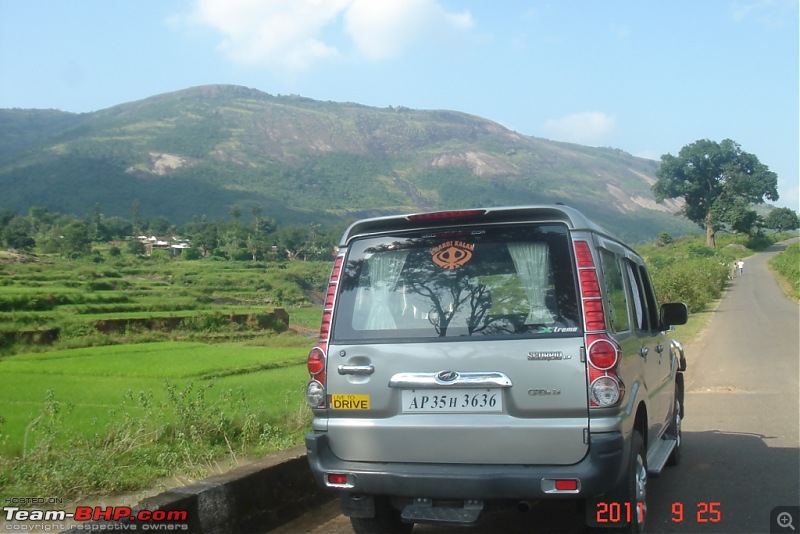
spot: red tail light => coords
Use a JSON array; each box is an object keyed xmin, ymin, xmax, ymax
[
  {"xmin": 308, "ymin": 346, "xmax": 325, "ymax": 375},
  {"xmin": 587, "ymin": 335, "xmax": 619, "ymax": 370},
  {"xmin": 318, "ymin": 255, "xmax": 343, "ymax": 341},
  {"xmin": 573, "ymin": 240, "xmax": 595, "ymax": 268},
  {"xmin": 306, "ymin": 254, "xmax": 343, "ymax": 409},
  {"xmin": 579, "ymin": 270, "xmax": 601, "ymax": 298},
  {"xmin": 574, "ymin": 240, "xmax": 624, "ymax": 408},
  {"xmin": 574, "ymin": 241, "xmax": 605, "ymax": 332},
  {"xmin": 555, "ymin": 479, "xmax": 579, "ymax": 491},
  {"xmin": 582, "ymin": 299, "xmax": 605, "ymax": 331}
]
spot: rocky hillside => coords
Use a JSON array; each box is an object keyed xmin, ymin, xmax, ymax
[{"xmin": 0, "ymin": 84, "xmax": 691, "ymax": 242}]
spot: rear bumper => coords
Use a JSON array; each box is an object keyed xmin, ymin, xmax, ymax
[{"xmin": 305, "ymin": 431, "xmax": 626, "ymax": 500}]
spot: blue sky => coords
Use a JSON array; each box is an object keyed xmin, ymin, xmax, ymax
[{"xmin": 1, "ymin": 0, "xmax": 797, "ymax": 210}]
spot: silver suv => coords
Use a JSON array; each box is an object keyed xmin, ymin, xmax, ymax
[{"xmin": 305, "ymin": 206, "xmax": 687, "ymax": 533}]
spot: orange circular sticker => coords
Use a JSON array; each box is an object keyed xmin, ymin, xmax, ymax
[{"xmin": 431, "ymin": 241, "xmax": 475, "ymax": 270}]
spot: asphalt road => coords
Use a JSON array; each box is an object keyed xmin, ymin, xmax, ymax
[
  {"xmin": 646, "ymin": 242, "xmax": 799, "ymax": 534},
  {"xmin": 276, "ymin": 242, "xmax": 800, "ymax": 534}
]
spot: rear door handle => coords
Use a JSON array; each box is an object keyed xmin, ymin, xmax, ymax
[
  {"xmin": 338, "ymin": 364, "xmax": 375, "ymax": 376},
  {"xmin": 639, "ymin": 347, "xmax": 649, "ymax": 358}
]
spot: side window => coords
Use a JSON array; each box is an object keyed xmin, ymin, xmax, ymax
[
  {"xmin": 638, "ymin": 265, "xmax": 661, "ymax": 332},
  {"xmin": 624, "ymin": 260, "xmax": 659, "ymax": 333},
  {"xmin": 599, "ymin": 249, "xmax": 630, "ymax": 333}
]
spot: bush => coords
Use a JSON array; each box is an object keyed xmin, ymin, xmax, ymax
[
  {"xmin": 0, "ymin": 382, "xmax": 300, "ymax": 501},
  {"xmin": 642, "ymin": 235, "xmax": 736, "ymax": 313},
  {"xmin": 149, "ymin": 249, "xmax": 170, "ymax": 261},
  {"xmin": 126, "ymin": 240, "xmax": 146, "ymax": 256},
  {"xmin": 182, "ymin": 248, "xmax": 201, "ymax": 260},
  {"xmin": 769, "ymin": 242, "xmax": 800, "ymax": 299},
  {"xmin": 651, "ymin": 257, "xmax": 729, "ymax": 312},
  {"xmin": 179, "ymin": 313, "xmax": 233, "ymax": 333}
]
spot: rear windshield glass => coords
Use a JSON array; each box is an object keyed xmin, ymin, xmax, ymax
[{"xmin": 332, "ymin": 224, "xmax": 580, "ymax": 342}]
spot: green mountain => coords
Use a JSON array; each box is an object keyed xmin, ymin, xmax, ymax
[{"xmin": 0, "ymin": 84, "xmax": 693, "ymax": 243}]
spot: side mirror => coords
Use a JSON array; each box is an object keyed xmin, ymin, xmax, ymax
[{"xmin": 660, "ymin": 302, "xmax": 688, "ymax": 329}]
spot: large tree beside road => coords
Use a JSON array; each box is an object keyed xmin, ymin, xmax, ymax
[{"xmin": 653, "ymin": 138, "xmax": 778, "ymax": 247}]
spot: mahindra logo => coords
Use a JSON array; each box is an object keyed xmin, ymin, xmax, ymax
[{"xmin": 436, "ymin": 370, "xmax": 459, "ymax": 382}]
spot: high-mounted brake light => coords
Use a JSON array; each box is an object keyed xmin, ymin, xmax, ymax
[
  {"xmin": 407, "ymin": 209, "xmax": 487, "ymax": 221},
  {"xmin": 574, "ymin": 240, "xmax": 624, "ymax": 408}
]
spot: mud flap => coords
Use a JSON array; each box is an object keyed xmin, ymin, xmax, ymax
[{"xmin": 341, "ymin": 494, "xmax": 375, "ymax": 518}]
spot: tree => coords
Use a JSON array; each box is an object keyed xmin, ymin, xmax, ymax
[
  {"xmin": 61, "ymin": 221, "xmax": 92, "ymax": 257},
  {"xmin": 91, "ymin": 203, "xmax": 105, "ymax": 242},
  {"xmin": 148, "ymin": 216, "xmax": 172, "ymax": 236},
  {"xmin": 764, "ymin": 207, "xmax": 800, "ymax": 233},
  {"xmin": 127, "ymin": 240, "xmax": 146, "ymax": 256},
  {"xmin": 276, "ymin": 225, "xmax": 310, "ymax": 260},
  {"xmin": 184, "ymin": 217, "xmax": 218, "ymax": 256},
  {"xmin": 2, "ymin": 216, "xmax": 35, "ymax": 250},
  {"xmin": 653, "ymin": 139, "xmax": 778, "ymax": 247},
  {"xmin": 131, "ymin": 199, "xmax": 141, "ymax": 235},
  {"xmin": 244, "ymin": 214, "xmax": 277, "ymax": 261},
  {"xmin": 28, "ymin": 206, "xmax": 55, "ymax": 235},
  {"xmin": 0, "ymin": 208, "xmax": 16, "ymax": 235},
  {"xmin": 104, "ymin": 216, "xmax": 133, "ymax": 240},
  {"xmin": 230, "ymin": 204, "xmax": 242, "ymax": 226},
  {"xmin": 250, "ymin": 203, "xmax": 263, "ymax": 225}
]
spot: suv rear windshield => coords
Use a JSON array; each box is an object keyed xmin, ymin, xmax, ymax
[{"xmin": 332, "ymin": 224, "xmax": 580, "ymax": 342}]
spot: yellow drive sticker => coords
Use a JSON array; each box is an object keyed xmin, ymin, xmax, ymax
[{"xmin": 331, "ymin": 394, "xmax": 370, "ymax": 410}]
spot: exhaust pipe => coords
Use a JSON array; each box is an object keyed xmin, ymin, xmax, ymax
[{"xmin": 517, "ymin": 501, "xmax": 531, "ymax": 513}]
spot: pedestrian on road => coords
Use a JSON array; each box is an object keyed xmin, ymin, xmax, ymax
[{"xmin": 737, "ymin": 260, "xmax": 744, "ymax": 276}]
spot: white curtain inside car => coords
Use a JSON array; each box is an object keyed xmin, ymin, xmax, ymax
[
  {"xmin": 364, "ymin": 249, "xmax": 409, "ymax": 330},
  {"xmin": 508, "ymin": 242, "xmax": 555, "ymax": 324}
]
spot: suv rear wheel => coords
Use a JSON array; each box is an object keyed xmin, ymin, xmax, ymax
[{"xmin": 591, "ymin": 430, "xmax": 647, "ymax": 533}]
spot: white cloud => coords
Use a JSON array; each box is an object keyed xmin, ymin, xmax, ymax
[
  {"xmin": 190, "ymin": 0, "xmax": 350, "ymax": 70},
  {"xmin": 189, "ymin": 0, "xmax": 472, "ymax": 70},
  {"xmin": 541, "ymin": 112, "xmax": 617, "ymax": 146},
  {"xmin": 730, "ymin": 0, "xmax": 797, "ymax": 26},
  {"xmin": 345, "ymin": 0, "xmax": 473, "ymax": 60}
]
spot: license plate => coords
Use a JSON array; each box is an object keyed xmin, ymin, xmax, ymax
[{"xmin": 401, "ymin": 388, "xmax": 502, "ymax": 413}]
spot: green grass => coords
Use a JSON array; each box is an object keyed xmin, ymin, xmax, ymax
[
  {"xmin": 0, "ymin": 342, "xmax": 308, "ymax": 455},
  {"xmin": 0, "ymin": 340, "xmax": 313, "ymax": 501},
  {"xmin": 285, "ymin": 306, "xmax": 323, "ymax": 330},
  {"xmin": 0, "ymin": 253, "xmax": 330, "ymax": 356},
  {"xmin": 768, "ymin": 242, "xmax": 800, "ymax": 300},
  {"xmin": 0, "ymin": 252, "xmax": 330, "ymax": 501},
  {"xmin": 0, "ymin": 342, "xmax": 303, "ymax": 379}
]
